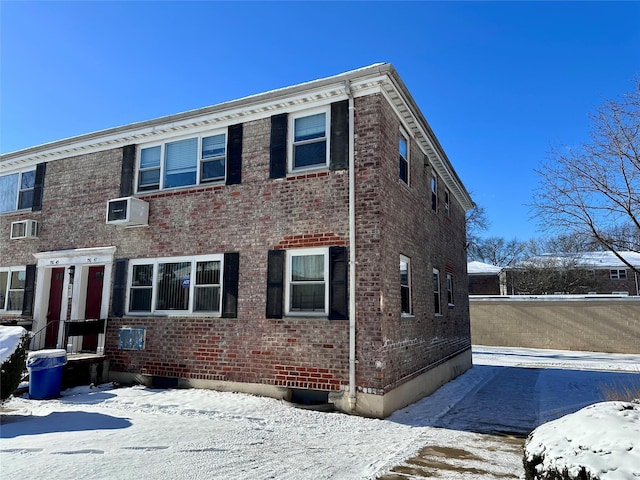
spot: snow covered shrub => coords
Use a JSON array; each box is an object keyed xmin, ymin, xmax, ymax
[
  {"xmin": 0, "ymin": 327, "xmax": 30, "ymax": 404},
  {"xmin": 523, "ymin": 401, "xmax": 640, "ymax": 480}
]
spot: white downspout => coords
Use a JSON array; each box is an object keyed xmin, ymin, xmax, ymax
[{"xmin": 346, "ymin": 80, "xmax": 357, "ymax": 411}]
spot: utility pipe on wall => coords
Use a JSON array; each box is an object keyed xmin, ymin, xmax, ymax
[{"xmin": 346, "ymin": 80, "xmax": 357, "ymax": 411}]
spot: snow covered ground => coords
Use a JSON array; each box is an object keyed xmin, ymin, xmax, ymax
[{"xmin": 1, "ymin": 345, "xmax": 639, "ymax": 480}]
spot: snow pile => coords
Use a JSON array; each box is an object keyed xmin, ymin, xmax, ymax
[
  {"xmin": 0, "ymin": 326, "xmax": 28, "ymax": 364},
  {"xmin": 524, "ymin": 401, "xmax": 640, "ymax": 480}
]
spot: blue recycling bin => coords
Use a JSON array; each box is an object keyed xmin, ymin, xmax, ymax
[{"xmin": 27, "ymin": 349, "xmax": 67, "ymax": 399}]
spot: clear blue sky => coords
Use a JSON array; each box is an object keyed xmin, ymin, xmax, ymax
[{"xmin": 2, "ymin": 1, "xmax": 639, "ymax": 241}]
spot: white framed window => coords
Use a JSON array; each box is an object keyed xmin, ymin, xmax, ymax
[
  {"xmin": 0, "ymin": 170, "xmax": 35, "ymax": 213},
  {"xmin": 289, "ymin": 107, "xmax": 330, "ymax": 172},
  {"xmin": 0, "ymin": 267, "xmax": 26, "ymax": 312},
  {"xmin": 399, "ymin": 132, "xmax": 409, "ymax": 184},
  {"xmin": 433, "ymin": 268, "xmax": 442, "ymax": 315},
  {"xmin": 446, "ymin": 273, "xmax": 454, "ymax": 306},
  {"xmin": 285, "ymin": 248, "xmax": 329, "ymax": 315},
  {"xmin": 610, "ymin": 269, "xmax": 627, "ymax": 280},
  {"xmin": 400, "ymin": 255, "xmax": 412, "ymax": 315},
  {"xmin": 137, "ymin": 131, "xmax": 227, "ymax": 192},
  {"xmin": 431, "ymin": 174, "xmax": 438, "ymax": 212},
  {"xmin": 127, "ymin": 254, "xmax": 223, "ymax": 315}
]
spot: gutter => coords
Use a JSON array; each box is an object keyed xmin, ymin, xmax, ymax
[{"xmin": 346, "ymin": 80, "xmax": 357, "ymax": 411}]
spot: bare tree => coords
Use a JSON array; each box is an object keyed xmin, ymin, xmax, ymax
[
  {"xmin": 532, "ymin": 79, "xmax": 640, "ymax": 273},
  {"xmin": 469, "ymin": 236, "xmax": 526, "ymax": 267},
  {"xmin": 465, "ymin": 203, "xmax": 489, "ymax": 258}
]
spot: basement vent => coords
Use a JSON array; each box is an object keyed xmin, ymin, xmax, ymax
[{"xmin": 118, "ymin": 327, "xmax": 146, "ymax": 350}]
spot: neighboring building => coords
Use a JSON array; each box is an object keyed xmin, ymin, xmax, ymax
[
  {"xmin": 0, "ymin": 63, "xmax": 474, "ymax": 417},
  {"xmin": 502, "ymin": 251, "xmax": 640, "ymax": 296},
  {"xmin": 467, "ymin": 261, "xmax": 502, "ymax": 295}
]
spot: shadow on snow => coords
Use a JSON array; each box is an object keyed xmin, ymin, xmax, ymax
[
  {"xmin": 0, "ymin": 411, "xmax": 131, "ymax": 438},
  {"xmin": 389, "ymin": 364, "xmax": 640, "ymax": 437}
]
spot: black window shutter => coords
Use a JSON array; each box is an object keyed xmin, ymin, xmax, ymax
[
  {"xmin": 120, "ymin": 145, "xmax": 136, "ymax": 197},
  {"xmin": 330, "ymin": 100, "xmax": 349, "ymax": 171},
  {"xmin": 269, "ymin": 114, "xmax": 288, "ymax": 179},
  {"xmin": 21, "ymin": 264, "xmax": 37, "ymax": 316},
  {"xmin": 112, "ymin": 259, "xmax": 129, "ymax": 318},
  {"xmin": 222, "ymin": 252, "xmax": 240, "ymax": 318},
  {"xmin": 226, "ymin": 124, "xmax": 243, "ymax": 185},
  {"xmin": 32, "ymin": 163, "xmax": 46, "ymax": 211},
  {"xmin": 329, "ymin": 246, "xmax": 349, "ymax": 320},
  {"xmin": 265, "ymin": 250, "xmax": 285, "ymax": 318}
]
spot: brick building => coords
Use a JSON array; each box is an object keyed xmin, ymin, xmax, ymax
[
  {"xmin": 0, "ymin": 63, "xmax": 474, "ymax": 417},
  {"xmin": 501, "ymin": 252, "xmax": 640, "ymax": 296}
]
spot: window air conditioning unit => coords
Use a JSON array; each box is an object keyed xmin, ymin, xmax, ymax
[
  {"xmin": 106, "ymin": 197, "xmax": 149, "ymax": 226},
  {"xmin": 10, "ymin": 219, "xmax": 39, "ymax": 239}
]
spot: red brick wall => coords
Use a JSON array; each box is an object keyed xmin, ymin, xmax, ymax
[
  {"xmin": 354, "ymin": 95, "xmax": 471, "ymax": 393},
  {"xmin": 3, "ymin": 93, "xmax": 471, "ymax": 395}
]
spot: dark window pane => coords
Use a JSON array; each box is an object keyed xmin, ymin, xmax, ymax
[
  {"xmin": 196, "ymin": 261, "xmax": 220, "ymax": 285},
  {"xmin": 201, "ymin": 159, "xmax": 225, "ymax": 181},
  {"xmin": 21, "ymin": 171, "xmax": 36, "ymax": 189},
  {"xmin": 399, "ymin": 156, "xmax": 408, "ymax": 183},
  {"xmin": 18, "ymin": 190, "xmax": 34, "ymax": 209},
  {"xmin": 291, "ymin": 284, "xmax": 325, "ymax": 311},
  {"xmin": 132, "ymin": 265, "xmax": 153, "ymax": 286},
  {"xmin": 294, "ymin": 141, "xmax": 326, "ymax": 168},
  {"xmin": 164, "ymin": 171, "xmax": 196, "ymax": 189},
  {"xmin": 156, "ymin": 262, "xmax": 190, "ymax": 310},
  {"xmin": 401, "ymin": 285, "xmax": 410, "ymax": 314},
  {"xmin": 139, "ymin": 169, "xmax": 160, "ymax": 189},
  {"xmin": 194, "ymin": 286, "xmax": 220, "ymax": 312},
  {"xmin": 130, "ymin": 288, "xmax": 152, "ymax": 311}
]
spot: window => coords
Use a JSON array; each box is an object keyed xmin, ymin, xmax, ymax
[
  {"xmin": 290, "ymin": 109, "xmax": 329, "ymax": 171},
  {"xmin": 446, "ymin": 273, "xmax": 454, "ymax": 306},
  {"xmin": 610, "ymin": 269, "xmax": 627, "ymax": 280},
  {"xmin": 399, "ymin": 133, "xmax": 409, "ymax": 184},
  {"xmin": 400, "ymin": 255, "xmax": 412, "ymax": 315},
  {"xmin": 431, "ymin": 174, "xmax": 438, "ymax": 212},
  {"xmin": 0, "ymin": 170, "xmax": 35, "ymax": 213},
  {"xmin": 433, "ymin": 268, "xmax": 441, "ymax": 315},
  {"xmin": 137, "ymin": 131, "xmax": 227, "ymax": 192},
  {"xmin": 127, "ymin": 255, "xmax": 223, "ymax": 314},
  {"xmin": 0, "ymin": 268, "xmax": 26, "ymax": 312},
  {"xmin": 286, "ymin": 248, "xmax": 328, "ymax": 315},
  {"xmin": 444, "ymin": 189, "xmax": 450, "ymax": 217}
]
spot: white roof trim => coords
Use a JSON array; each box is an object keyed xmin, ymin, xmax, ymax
[{"xmin": 1, "ymin": 63, "xmax": 473, "ymax": 209}]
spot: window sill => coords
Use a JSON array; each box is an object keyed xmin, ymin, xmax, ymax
[
  {"xmin": 124, "ymin": 312, "xmax": 222, "ymax": 318},
  {"xmin": 286, "ymin": 168, "xmax": 330, "ymax": 181},
  {"xmin": 401, "ymin": 313, "xmax": 415, "ymax": 319},
  {"xmin": 284, "ymin": 312, "xmax": 328, "ymax": 319},
  {"xmin": 136, "ymin": 180, "xmax": 226, "ymax": 197}
]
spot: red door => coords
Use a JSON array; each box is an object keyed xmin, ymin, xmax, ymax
[
  {"xmin": 82, "ymin": 266, "xmax": 104, "ymax": 352},
  {"xmin": 45, "ymin": 268, "xmax": 65, "ymax": 348}
]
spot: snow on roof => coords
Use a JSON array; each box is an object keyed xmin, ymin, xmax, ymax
[
  {"xmin": 519, "ymin": 251, "xmax": 640, "ymax": 269},
  {"xmin": 0, "ymin": 325, "xmax": 28, "ymax": 364},
  {"xmin": 467, "ymin": 261, "xmax": 502, "ymax": 275}
]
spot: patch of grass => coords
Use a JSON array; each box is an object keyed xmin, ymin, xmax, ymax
[{"xmin": 601, "ymin": 382, "xmax": 640, "ymax": 403}]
